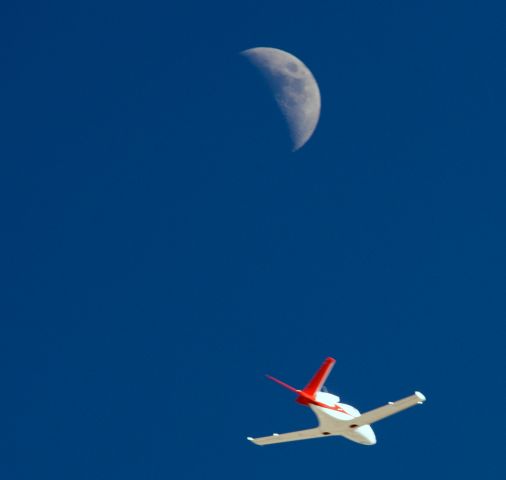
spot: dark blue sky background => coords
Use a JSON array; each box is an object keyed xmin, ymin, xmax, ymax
[{"xmin": 2, "ymin": 1, "xmax": 504, "ymax": 479}]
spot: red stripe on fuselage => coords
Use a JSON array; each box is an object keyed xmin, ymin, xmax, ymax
[
  {"xmin": 296, "ymin": 392, "xmax": 352, "ymax": 416},
  {"xmin": 327, "ymin": 404, "xmax": 352, "ymax": 415}
]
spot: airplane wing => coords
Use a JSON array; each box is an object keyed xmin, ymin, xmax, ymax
[
  {"xmin": 247, "ymin": 427, "xmax": 330, "ymax": 446},
  {"xmin": 347, "ymin": 391, "xmax": 426, "ymax": 427}
]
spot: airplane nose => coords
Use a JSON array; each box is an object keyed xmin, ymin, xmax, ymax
[{"xmin": 359, "ymin": 425, "xmax": 377, "ymax": 445}]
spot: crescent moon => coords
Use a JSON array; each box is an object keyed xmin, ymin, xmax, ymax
[{"xmin": 241, "ymin": 47, "xmax": 321, "ymax": 151}]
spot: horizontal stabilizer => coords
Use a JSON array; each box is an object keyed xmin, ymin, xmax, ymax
[
  {"xmin": 265, "ymin": 357, "xmax": 337, "ymax": 406},
  {"xmin": 265, "ymin": 375, "xmax": 300, "ymax": 394}
]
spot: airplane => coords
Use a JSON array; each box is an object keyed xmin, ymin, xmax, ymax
[{"xmin": 247, "ymin": 357, "xmax": 426, "ymax": 446}]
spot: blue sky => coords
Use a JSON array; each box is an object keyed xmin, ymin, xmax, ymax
[{"xmin": 1, "ymin": 1, "xmax": 504, "ymax": 479}]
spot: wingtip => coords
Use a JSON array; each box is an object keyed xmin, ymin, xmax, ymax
[{"xmin": 415, "ymin": 391, "xmax": 426, "ymax": 402}]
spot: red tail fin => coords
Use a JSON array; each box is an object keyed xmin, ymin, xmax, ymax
[
  {"xmin": 301, "ymin": 357, "xmax": 336, "ymax": 398},
  {"xmin": 266, "ymin": 357, "xmax": 336, "ymax": 402}
]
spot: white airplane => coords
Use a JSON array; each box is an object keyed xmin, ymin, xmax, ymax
[{"xmin": 247, "ymin": 357, "xmax": 426, "ymax": 446}]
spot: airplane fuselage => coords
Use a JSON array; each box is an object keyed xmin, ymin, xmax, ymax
[{"xmin": 310, "ymin": 392, "xmax": 377, "ymax": 445}]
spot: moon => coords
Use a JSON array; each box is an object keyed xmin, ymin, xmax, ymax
[{"xmin": 241, "ymin": 47, "xmax": 321, "ymax": 151}]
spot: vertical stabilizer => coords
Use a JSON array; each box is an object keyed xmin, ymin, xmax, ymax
[
  {"xmin": 301, "ymin": 357, "xmax": 336, "ymax": 398},
  {"xmin": 265, "ymin": 357, "xmax": 337, "ymax": 405}
]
